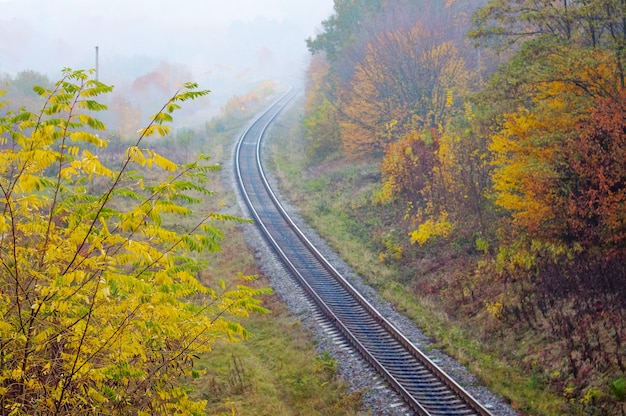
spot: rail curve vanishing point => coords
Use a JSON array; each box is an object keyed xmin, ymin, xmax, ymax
[{"xmin": 234, "ymin": 88, "xmax": 495, "ymax": 416}]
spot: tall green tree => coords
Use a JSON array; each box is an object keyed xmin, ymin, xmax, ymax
[
  {"xmin": 306, "ymin": 0, "xmax": 385, "ymax": 61},
  {"xmin": 0, "ymin": 69, "xmax": 269, "ymax": 415}
]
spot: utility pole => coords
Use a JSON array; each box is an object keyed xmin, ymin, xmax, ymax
[{"xmin": 95, "ymin": 46, "xmax": 99, "ymax": 81}]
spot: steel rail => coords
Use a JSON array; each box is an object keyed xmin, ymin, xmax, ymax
[{"xmin": 234, "ymin": 88, "xmax": 494, "ymax": 416}]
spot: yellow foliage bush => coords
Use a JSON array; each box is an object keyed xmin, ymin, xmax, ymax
[
  {"xmin": 409, "ymin": 211, "xmax": 455, "ymax": 246},
  {"xmin": 0, "ymin": 69, "xmax": 270, "ymax": 415}
]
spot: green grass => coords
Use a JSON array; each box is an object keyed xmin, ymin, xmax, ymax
[
  {"xmin": 191, "ymin": 299, "xmax": 363, "ymax": 416},
  {"xmin": 264, "ymin": 97, "xmax": 571, "ymax": 415}
]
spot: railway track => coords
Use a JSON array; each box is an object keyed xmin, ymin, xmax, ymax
[{"xmin": 234, "ymin": 88, "xmax": 495, "ymax": 416}]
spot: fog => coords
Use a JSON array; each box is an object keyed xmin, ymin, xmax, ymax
[{"xmin": 0, "ymin": 0, "xmax": 333, "ymax": 125}]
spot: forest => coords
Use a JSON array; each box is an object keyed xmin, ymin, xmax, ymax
[{"xmin": 303, "ymin": 0, "xmax": 626, "ymax": 414}]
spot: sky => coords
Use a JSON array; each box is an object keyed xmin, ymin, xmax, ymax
[{"xmin": 0, "ymin": 0, "xmax": 334, "ymax": 104}]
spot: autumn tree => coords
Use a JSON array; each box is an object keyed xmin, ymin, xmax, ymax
[
  {"xmin": 303, "ymin": 0, "xmax": 493, "ymax": 251},
  {"xmin": 0, "ymin": 69, "xmax": 269, "ymax": 415},
  {"xmin": 487, "ymin": 88, "xmax": 626, "ymax": 390},
  {"xmin": 378, "ymin": 128, "xmax": 439, "ymax": 204},
  {"xmin": 304, "ymin": 0, "xmax": 485, "ymax": 161},
  {"xmin": 377, "ymin": 106, "xmax": 493, "ymax": 247},
  {"xmin": 342, "ymin": 23, "xmax": 470, "ymax": 157},
  {"xmin": 472, "ymin": 0, "xmax": 626, "ymax": 256},
  {"xmin": 349, "ymin": 2, "xmax": 492, "ymax": 247},
  {"xmin": 558, "ymin": 90, "xmax": 626, "ymax": 254}
]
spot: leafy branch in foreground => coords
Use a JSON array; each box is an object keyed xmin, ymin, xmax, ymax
[{"xmin": 0, "ymin": 68, "xmax": 270, "ymax": 415}]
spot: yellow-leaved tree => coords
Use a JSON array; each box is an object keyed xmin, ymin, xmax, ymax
[{"xmin": 0, "ymin": 69, "xmax": 270, "ymax": 415}]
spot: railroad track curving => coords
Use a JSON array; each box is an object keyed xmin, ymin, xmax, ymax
[{"xmin": 234, "ymin": 88, "xmax": 495, "ymax": 416}]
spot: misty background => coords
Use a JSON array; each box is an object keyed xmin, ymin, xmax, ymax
[{"xmin": 0, "ymin": 0, "xmax": 333, "ymax": 130}]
